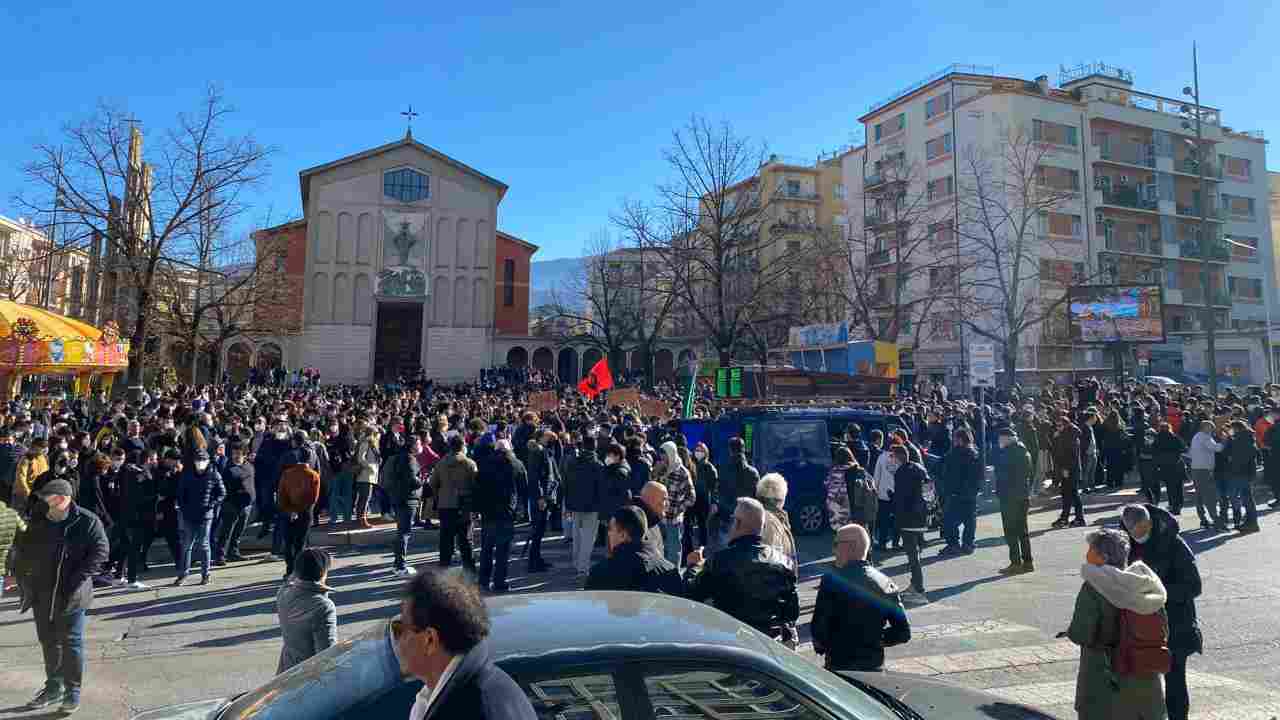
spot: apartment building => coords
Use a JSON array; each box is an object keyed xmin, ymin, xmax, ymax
[
  {"xmin": 844, "ymin": 62, "xmax": 1274, "ymax": 390},
  {"xmin": 0, "ymin": 214, "xmax": 93, "ymax": 318}
]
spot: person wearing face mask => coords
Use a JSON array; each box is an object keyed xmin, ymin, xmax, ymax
[
  {"xmin": 13, "ymin": 438, "xmax": 50, "ymax": 514},
  {"xmin": 1121, "ymin": 503, "xmax": 1202, "ymax": 720},
  {"xmin": 13, "ymin": 479, "xmax": 109, "ymax": 714},
  {"xmin": 173, "ymin": 449, "xmax": 225, "ymax": 586},
  {"xmin": 212, "ymin": 442, "xmax": 255, "ymax": 565},
  {"xmin": 684, "ymin": 442, "xmax": 716, "ymax": 558},
  {"xmin": 253, "ymin": 419, "xmax": 293, "ymax": 554}
]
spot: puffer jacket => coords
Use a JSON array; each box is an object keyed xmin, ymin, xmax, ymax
[
  {"xmin": 355, "ymin": 437, "xmax": 380, "ymax": 485},
  {"xmin": 276, "ymin": 578, "xmax": 338, "ymax": 674},
  {"xmin": 176, "ymin": 466, "xmax": 226, "ymax": 523},
  {"xmin": 0, "ymin": 500, "xmax": 26, "ymax": 577},
  {"xmin": 684, "ymin": 534, "xmax": 799, "ymax": 635}
]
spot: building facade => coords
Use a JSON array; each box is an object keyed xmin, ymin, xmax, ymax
[
  {"xmin": 241, "ymin": 133, "xmax": 548, "ymax": 384},
  {"xmin": 843, "ymin": 62, "xmax": 1274, "ymax": 390},
  {"xmin": 0, "ymin": 214, "xmax": 92, "ymax": 319}
]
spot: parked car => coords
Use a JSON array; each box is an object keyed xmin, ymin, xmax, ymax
[
  {"xmin": 1141, "ymin": 375, "xmax": 1180, "ymax": 386},
  {"xmin": 132, "ymin": 591, "xmax": 1061, "ymax": 720}
]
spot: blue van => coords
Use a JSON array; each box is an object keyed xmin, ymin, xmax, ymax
[{"xmin": 679, "ymin": 408, "xmax": 913, "ymax": 535}]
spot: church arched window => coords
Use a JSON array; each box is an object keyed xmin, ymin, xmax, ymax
[{"xmin": 383, "ymin": 168, "xmax": 430, "ymax": 203}]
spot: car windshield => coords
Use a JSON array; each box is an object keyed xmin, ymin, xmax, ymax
[
  {"xmin": 756, "ymin": 421, "xmax": 829, "ymax": 472},
  {"xmin": 216, "ymin": 621, "xmax": 404, "ymax": 720}
]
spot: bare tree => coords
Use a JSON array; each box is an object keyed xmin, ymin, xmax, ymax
[
  {"xmin": 956, "ymin": 124, "xmax": 1111, "ymax": 385},
  {"xmin": 619, "ymin": 117, "xmax": 805, "ymax": 364},
  {"xmin": 0, "ymin": 246, "xmax": 37, "ymax": 302},
  {"xmin": 840, "ymin": 154, "xmax": 958, "ymax": 355},
  {"xmin": 16, "ymin": 87, "xmax": 271, "ymax": 385},
  {"xmin": 546, "ymin": 229, "xmax": 636, "ymax": 374}
]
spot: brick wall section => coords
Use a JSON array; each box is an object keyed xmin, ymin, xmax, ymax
[
  {"xmin": 252, "ymin": 220, "xmax": 307, "ymax": 336},
  {"xmin": 494, "ymin": 231, "xmax": 536, "ymax": 335}
]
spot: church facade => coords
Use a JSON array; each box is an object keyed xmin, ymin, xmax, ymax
[{"xmin": 249, "ymin": 133, "xmax": 539, "ymax": 384}]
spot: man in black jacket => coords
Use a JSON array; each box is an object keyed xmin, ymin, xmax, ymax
[
  {"xmin": 585, "ymin": 505, "xmax": 684, "ymax": 595},
  {"xmin": 994, "ymin": 427, "xmax": 1034, "ymax": 574},
  {"xmin": 524, "ymin": 431, "xmax": 560, "ymax": 573},
  {"xmin": 938, "ymin": 429, "xmax": 982, "ymax": 556},
  {"xmin": 811, "ymin": 524, "xmax": 910, "ymax": 670},
  {"xmin": 1122, "ymin": 503, "xmax": 1203, "ymax": 720},
  {"xmin": 397, "ymin": 569, "xmax": 536, "ymax": 720},
  {"xmin": 684, "ymin": 497, "xmax": 799, "ymax": 640},
  {"xmin": 475, "ymin": 439, "xmax": 526, "ymax": 594},
  {"xmin": 212, "ymin": 442, "xmax": 255, "ymax": 565},
  {"xmin": 118, "ymin": 450, "xmax": 158, "ymax": 588},
  {"xmin": 711, "ymin": 437, "xmax": 759, "ymax": 552},
  {"xmin": 16, "ymin": 480, "xmax": 110, "ymax": 714},
  {"xmin": 599, "ymin": 442, "xmax": 631, "ymax": 518},
  {"xmin": 562, "ymin": 435, "xmax": 606, "ymax": 577}
]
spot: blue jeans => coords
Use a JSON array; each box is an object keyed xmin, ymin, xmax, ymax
[
  {"xmin": 943, "ymin": 496, "xmax": 977, "ymax": 550},
  {"xmin": 661, "ymin": 522, "xmax": 683, "ymax": 569},
  {"xmin": 178, "ymin": 516, "xmax": 213, "ymax": 578},
  {"xmin": 328, "ymin": 473, "xmax": 354, "ymax": 522},
  {"xmin": 33, "ymin": 602, "xmax": 85, "ymax": 695},
  {"xmin": 1230, "ymin": 473, "xmax": 1258, "ymax": 525}
]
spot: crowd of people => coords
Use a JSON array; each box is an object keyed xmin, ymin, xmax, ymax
[{"xmin": 0, "ymin": 372, "xmax": 1270, "ymax": 719}]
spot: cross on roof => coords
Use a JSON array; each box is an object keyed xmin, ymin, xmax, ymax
[{"xmin": 401, "ymin": 105, "xmax": 419, "ymax": 138}]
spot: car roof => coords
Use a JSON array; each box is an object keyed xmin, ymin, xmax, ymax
[
  {"xmin": 486, "ymin": 591, "xmax": 781, "ymax": 663},
  {"xmin": 719, "ymin": 408, "xmax": 895, "ymax": 421}
]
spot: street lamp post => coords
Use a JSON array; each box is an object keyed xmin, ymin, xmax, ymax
[{"xmin": 1182, "ymin": 42, "xmax": 1218, "ymax": 397}]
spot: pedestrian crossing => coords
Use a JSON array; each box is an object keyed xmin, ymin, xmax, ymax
[{"xmin": 801, "ymin": 618, "xmax": 1280, "ymax": 720}]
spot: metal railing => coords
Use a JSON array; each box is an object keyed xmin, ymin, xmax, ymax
[
  {"xmin": 1099, "ymin": 139, "xmax": 1155, "ymax": 167},
  {"xmin": 1177, "ymin": 158, "xmax": 1220, "ymax": 178},
  {"xmin": 1102, "ymin": 189, "xmax": 1158, "ymax": 211},
  {"xmin": 867, "ymin": 63, "xmax": 995, "ymax": 112},
  {"xmin": 778, "ymin": 189, "xmax": 820, "ymax": 200},
  {"xmin": 1103, "ymin": 232, "xmax": 1161, "ymax": 255}
]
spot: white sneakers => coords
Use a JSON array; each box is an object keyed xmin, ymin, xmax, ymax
[
  {"xmin": 393, "ymin": 567, "xmax": 418, "ymax": 579},
  {"xmin": 128, "ymin": 581, "xmax": 150, "ymax": 590}
]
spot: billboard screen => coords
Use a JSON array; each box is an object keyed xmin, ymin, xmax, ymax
[{"xmin": 1067, "ymin": 284, "xmax": 1165, "ymax": 344}]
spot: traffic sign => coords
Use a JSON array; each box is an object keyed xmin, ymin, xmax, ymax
[{"xmin": 970, "ymin": 344, "xmax": 996, "ymax": 388}]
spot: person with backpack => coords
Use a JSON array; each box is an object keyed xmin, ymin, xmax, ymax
[
  {"xmin": 276, "ymin": 432, "xmax": 321, "ymax": 580},
  {"xmin": 825, "ymin": 447, "xmax": 877, "ymax": 540},
  {"xmin": 1122, "ymin": 503, "xmax": 1203, "ymax": 720},
  {"xmin": 1067, "ymin": 526, "xmax": 1168, "ymax": 720}
]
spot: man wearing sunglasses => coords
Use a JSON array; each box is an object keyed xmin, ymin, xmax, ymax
[
  {"xmin": 810, "ymin": 524, "xmax": 911, "ymax": 671},
  {"xmin": 396, "ymin": 570, "xmax": 535, "ymax": 720}
]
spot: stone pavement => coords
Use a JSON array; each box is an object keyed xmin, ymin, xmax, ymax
[{"xmin": 1, "ymin": 484, "xmax": 1279, "ymax": 719}]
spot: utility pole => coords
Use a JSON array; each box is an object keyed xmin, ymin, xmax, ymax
[{"xmin": 1185, "ymin": 43, "xmax": 1218, "ymax": 396}]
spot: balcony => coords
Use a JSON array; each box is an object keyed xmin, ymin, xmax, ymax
[
  {"xmin": 770, "ymin": 220, "xmax": 819, "ymax": 234},
  {"xmin": 1175, "ymin": 202, "xmax": 1224, "ymax": 221},
  {"xmin": 1178, "ymin": 241, "xmax": 1229, "ymax": 262},
  {"xmin": 1176, "ymin": 157, "xmax": 1221, "ymax": 179},
  {"xmin": 864, "ymin": 172, "xmax": 883, "ymax": 189},
  {"xmin": 1098, "ymin": 139, "xmax": 1155, "ymax": 168},
  {"xmin": 778, "ymin": 188, "xmax": 820, "ymax": 201},
  {"xmin": 1101, "ymin": 187, "xmax": 1158, "ymax": 211},
  {"xmin": 1103, "ymin": 232, "xmax": 1161, "ymax": 256},
  {"xmin": 1181, "ymin": 288, "xmax": 1232, "ymax": 306}
]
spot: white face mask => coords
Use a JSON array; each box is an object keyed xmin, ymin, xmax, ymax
[
  {"xmin": 194, "ymin": 461, "xmax": 210, "ymax": 472},
  {"xmin": 111, "ymin": 459, "xmax": 124, "ymax": 470},
  {"xmin": 694, "ymin": 451, "xmax": 706, "ymax": 461},
  {"xmin": 275, "ymin": 430, "xmax": 288, "ymax": 440}
]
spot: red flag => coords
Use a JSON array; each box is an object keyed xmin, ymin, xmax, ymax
[{"xmin": 578, "ymin": 358, "xmax": 614, "ymax": 399}]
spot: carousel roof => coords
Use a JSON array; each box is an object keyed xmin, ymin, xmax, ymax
[
  {"xmin": 0, "ymin": 301, "xmax": 129, "ymax": 373},
  {"xmin": 0, "ymin": 301, "xmax": 106, "ymax": 340}
]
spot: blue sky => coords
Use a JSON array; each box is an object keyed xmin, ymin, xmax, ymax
[{"xmin": 3, "ymin": 0, "xmax": 1278, "ymax": 261}]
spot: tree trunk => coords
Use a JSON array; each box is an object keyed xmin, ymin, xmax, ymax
[
  {"xmin": 127, "ymin": 288, "xmax": 152, "ymax": 387},
  {"xmin": 1003, "ymin": 338, "xmax": 1018, "ymax": 390}
]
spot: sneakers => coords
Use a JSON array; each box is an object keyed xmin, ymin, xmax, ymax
[
  {"xmin": 61, "ymin": 693, "xmax": 81, "ymax": 714},
  {"xmin": 199, "ymin": 575, "xmax": 212, "ymax": 586},
  {"xmin": 171, "ymin": 575, "xmax": 187, "ymax": 587},
  {"xmin": 28, "ymin": 687, "xmax": 63, "ymax": 709},
  {"xmin": 1069, "ymin": 518, "xmax": 1087, "ymax": 528},
  {"xmin": 1050, "ymin": 518, "xmax": 1069, "ymax": 529},
  {"xmin": 128, "ymin": 581, "xmax": 150, "ymax": 590},
  {"xmin": 393, "ymin": 566, "xmax": 417, "ymax": 579},
  {"xmin": 936, "ymin": 545, "xmax": 963, "ymax": 558}
]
